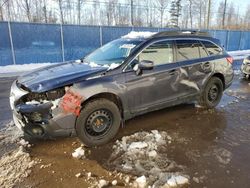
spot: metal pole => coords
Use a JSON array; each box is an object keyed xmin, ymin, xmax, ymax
[
  {"xmin": 99, "ymin": 26, "xmax": 103, "ymax": 46},
  {"xmin": 7, "ymin": 21, "xmax": 16, "ymax": 65},
  {"xmin": 60, "ymin": 23, "xmax": 65, "ymax": 62}
]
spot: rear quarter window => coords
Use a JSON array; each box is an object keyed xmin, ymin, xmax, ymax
[
  {"xmin": 176, "ymin": 40, "xmax": 206, "ymax": 61},
  {"xmin": 202, "ymin": 41, "xmax": 223, "ymax": 56}
]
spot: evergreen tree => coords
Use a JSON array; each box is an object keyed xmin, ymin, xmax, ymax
[{"xmin": 169, "ymin": 0, "xmax": 182, "ymax": 28}]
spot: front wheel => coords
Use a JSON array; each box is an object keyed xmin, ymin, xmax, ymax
[
  {"xmin": 76, "ymin": 99, "xmax": 121, "ymax": 147},
  {"xmin": 198, "ymin": 77, "xmax": 223, "ymax": 109}
]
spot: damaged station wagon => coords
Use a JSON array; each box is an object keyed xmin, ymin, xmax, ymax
[{"xmin": 10, "ymin": 31, "xmax": 234, "ymax": 146}]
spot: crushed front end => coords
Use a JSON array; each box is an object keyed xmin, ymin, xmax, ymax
[{"xmin": 10, "ymin": 81, "xmax": 78, "ymax": 138}]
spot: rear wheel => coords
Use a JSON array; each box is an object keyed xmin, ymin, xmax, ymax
[
  {"xmin": 198, "ymin": 77, "xmax": 223, "ymax": 109},
  {"xmin": 76, "ymin": 99, "xmax": 121, "ymax": 147}
]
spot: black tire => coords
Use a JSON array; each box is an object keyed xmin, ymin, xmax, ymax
[
  {"xmin": 76, "ymin": 98, "xmax": 121, "ymax": 147},
  {"xmin": 198, "ymin": 77, "xmax": 224, "ymax": 109}
]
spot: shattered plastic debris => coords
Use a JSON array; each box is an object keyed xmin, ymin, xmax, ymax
[
  {"xmin": 72, "ymin": 147, "xmax": 85, "ymax": 159},
  {"xmin": 108, "ymin": 130, "xmax": 189, "ymax": 187}
]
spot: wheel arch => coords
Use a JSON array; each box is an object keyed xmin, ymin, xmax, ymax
[
  {"xmin": 211, "ymin": 72, "xmax": 225, "ymax": 90},
  {"xmin": 81, "ymin": 92, "xmax": 124, "ymax": 118}
]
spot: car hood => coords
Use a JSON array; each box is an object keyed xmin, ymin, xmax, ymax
[{"xmin": 17, "ymin": 61, "xmax": 108, "ymax": 93}]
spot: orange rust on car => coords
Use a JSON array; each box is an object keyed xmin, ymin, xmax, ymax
[{"xmin": 60, "ymin": 90, "xmax": 83, "ymax": 116}]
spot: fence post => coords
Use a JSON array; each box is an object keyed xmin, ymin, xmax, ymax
[
  {"xmin": 226, "ymin": 30, "xmax": 230, "ymax": 51},
  {"xmin": 238, "ymin": 31, "xmax": 243, "ymax": 50},
  {"xmin": 99, "ymin": 26, "xmax": 103, "ymax": 46},
  {"xmin": 7, "ymin": 21, "xmax": 16, "ymax": 65},
  {"xmin": 60, "ymin": 24, "xmax": 65, "ymax": 62}
]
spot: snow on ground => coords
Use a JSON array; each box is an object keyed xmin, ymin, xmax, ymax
[
  {"xmin": 228, "ymin": 49, "xmax": 250, "ymax": 60},
  {"xmin": 0, "ymin": 63, "xmax": 54, "ymax": 77},
  {"xmin": 0, "ymin": 122, "xmax": 36, "ymax": 187},
  {"xmin": 107, "ymin": 130, "xmax": 189, "ymax": 187},
  {"xmin": 122, "ymin": 31, "xmax": 156, "ymax": 39}
]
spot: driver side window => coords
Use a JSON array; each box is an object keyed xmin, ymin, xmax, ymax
[
  {"xmin": 127, "ymin": 40, "xmax": 174, "ymax": 71},
  {"xmin": 137, "ymin": 41, "xmax": 174, "ymax": 66}
]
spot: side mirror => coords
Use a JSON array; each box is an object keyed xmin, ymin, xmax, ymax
[
  {"xmin": 138, "ymin": 60, "xmax": 154, "ymax": 70},
  {"xmin": 133, "ymin": 60, "xmax": 154, "ymax": 75}
]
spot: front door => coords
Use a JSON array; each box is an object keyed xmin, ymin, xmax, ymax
[{"xmin": 124, "ymin": 40, "xmax": 180, "ymax": 114}]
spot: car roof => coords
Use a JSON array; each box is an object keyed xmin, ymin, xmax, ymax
[
  {"xmin": 151, "ymin": 30, "xmax": 211, "ymax": 38},
  {"xmin": 120, "ymin": 30, "xmax": 221, "ymax": 46}
]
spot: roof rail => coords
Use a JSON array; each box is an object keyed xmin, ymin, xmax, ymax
[{"xmin": 152, "ymin": 30, "xmax": 211, "ymax": 38}]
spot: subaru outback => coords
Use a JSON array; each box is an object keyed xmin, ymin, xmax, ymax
[{"xmin": 10, "ymin": 30, "xmax": 234, "ymax": 146}]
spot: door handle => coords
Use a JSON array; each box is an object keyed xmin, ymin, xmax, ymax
[
  {"xmin": 203, "ymin": 62, "xmax": 211, "ymax": 67},
  {"xmin": 169, "ymin": 69, "xmax": 177, "ymax": 75}
]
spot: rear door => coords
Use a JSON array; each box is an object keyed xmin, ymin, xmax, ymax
[
  {"xmin": 124, "ymin": 40, "xmax": 180, "ymax": 114},
  {"xmin": 175, "ymin": 39, "xmax": 211, "ymax": 96}
]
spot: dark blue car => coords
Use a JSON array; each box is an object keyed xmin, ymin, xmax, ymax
[{"xmin": 10, "ymin": 30, "xmax": 234, "ymax": 146}]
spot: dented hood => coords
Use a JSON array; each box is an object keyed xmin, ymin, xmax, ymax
[{"xmin": 17, "ymin": 61, "xmax": 107, "ymax": 92}]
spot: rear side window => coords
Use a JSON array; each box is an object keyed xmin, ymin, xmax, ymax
[
  {"xmin": 202, "ymin": 41, "xmax": 222, "ymax": 56},
  {"xmin": 176, "ymin": 40, "xmax": 204, "ymax": 61}
]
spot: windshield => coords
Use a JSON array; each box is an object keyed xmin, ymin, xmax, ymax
[{"xmin": 84, "ymin": 39, "xmax": 142, "ymax": 66}]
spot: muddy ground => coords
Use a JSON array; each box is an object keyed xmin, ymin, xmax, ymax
[{"xmin": 1, "ymin": 63, "xmax": 250, "ymax": 188}]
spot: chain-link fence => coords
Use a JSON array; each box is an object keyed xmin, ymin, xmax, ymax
[{"xmin": 0, "ymin": 21, "xmax": 250, "ymax": 66}]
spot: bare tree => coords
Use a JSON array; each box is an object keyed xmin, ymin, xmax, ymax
[
  {"xmin": 156, "ymin": 0, "xmax": 169, "ymax": 27},
  {"xmin": 217, "ymin": 1, "xmax": 224, "ymax": 28},
  {"xmin": 56, "ymin": 0, "xmax": 64, "ymax": 24},
  {"xmin": 188, "ymin": 0, "xmax": 193, "ymax": 28},
  {"xmin": 222, "ymin": 0, "xmax": 227, "ymax": 29},
  {"xmin": 77, "ymin": 0, "xmax": 84, "ymax": 25},
  {"xmin": 206, "ymin": 0, "xmax": 211, "ymax": 29},
  {"xmin": 42, "ymin": 0, "xmax": 48, "ymax": 23},
  {"xmin": 22, "ymin": 0, "xmax": 32, "ymax": 22},
  {"xmin": 0, "ymin": 0, "xmax": 9, "ymax": 20}
]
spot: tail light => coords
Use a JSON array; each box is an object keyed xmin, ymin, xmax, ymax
[{"xmin": 226, "ymin": 56, "xmax": 233, "ymax": 64}]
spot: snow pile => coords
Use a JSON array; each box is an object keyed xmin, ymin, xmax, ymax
[
  {"xmin": 0, "ymin": 63, "xmax": 53, "ymax": 77},
  {"xmin": 122, "ymin": 31, "xmax": 156, "ymax": 39},
  {"xmin": 0, "ymin": 146, "xmax": 36, "ymax": 187},
  {"xmin": 108, "ymin": 130, "xmax": 189, "ymax": 187},
  {"xmin": 228, "ymin": 49, "xmax": 250, "ymax": 60},
  {"xmin": 72, "ymin": 147, "xmax": 85, "ymax": 159},
  {"xmin": 0, "ymin": 123, "xmax": 36, "ymax": 187}
]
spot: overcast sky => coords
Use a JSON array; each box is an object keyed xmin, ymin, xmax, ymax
[{"xmin": 215, "ymin": 0, "xmax": 249, "ymax": 14}]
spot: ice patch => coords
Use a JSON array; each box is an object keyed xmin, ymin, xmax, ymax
[
  {"xmin": 128, "ymin": 142, "xmax": 148, "ymax": 150},
  {"xmin": 165, "ymin": 175, "xmax": 189, "ymax": 187},
  {"xmin": 134, "ymin": 175, "xmax": 147, "ymax": 188},
  {"xmin": 98, "ymin": 179, "xmax": 109, "ymax": 188},
  {"xmin": 122, "ymin": 31, "xmax": 156, "ymax": 39}
]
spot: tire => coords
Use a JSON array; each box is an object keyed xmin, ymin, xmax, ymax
[
  {"xmin": 198, "ymin": 77, "xmax": 224, "ymax": 109},
  {"xmin": 76, "ymin": 98, "xmax": 121, "ymax": 147}
]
